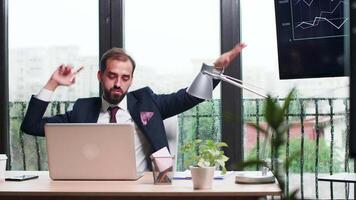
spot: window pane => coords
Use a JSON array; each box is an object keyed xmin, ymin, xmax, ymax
[
  {"xmin": 9, "ymin": 0, "xmax": 99, "ymax": 170},
  {"xmin": 124, "ymin": 0, "xmax": 220, "ymax": 95},
  {"xmin": 124, "ymin": 0, "xmax": 220, "ymax": 171},
  {"xmin": 241, "ymin": 0, "xmax": 350, "ymax": 199}
]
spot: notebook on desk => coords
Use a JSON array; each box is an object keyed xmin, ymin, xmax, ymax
[{"xmin": 45, "ymin": 123, "xmax": 143, "ymax": 180}]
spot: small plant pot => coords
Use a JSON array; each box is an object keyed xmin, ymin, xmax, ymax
[{"xmin": 190, "ymin": 166, "xmax": 215, "ymax": 189}]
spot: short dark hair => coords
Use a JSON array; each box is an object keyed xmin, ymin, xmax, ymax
[{"xmin": 100, "ymin": 48, "xmax": 136, "ymax": 73}]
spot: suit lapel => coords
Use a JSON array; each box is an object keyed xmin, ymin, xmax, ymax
[
  {"xmin": 127, "ymin": 93, "xmax": 145, "ymax": 131},
  {"xmin": 128, "ymin": 92, "xmax": 159, "ymax": 140},
  {"xmin": 127, "ymin": 91, "xmax": 168, "ymax": 151}
]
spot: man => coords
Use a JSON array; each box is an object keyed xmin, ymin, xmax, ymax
[{"xmin": 21, "ymin": 43, "xmax": 246, "ymax": 171}]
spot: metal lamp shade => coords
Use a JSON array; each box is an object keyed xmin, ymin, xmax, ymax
[{"xmin": 187, "ymin": 64, "xmax": 215, "ymax": 100}]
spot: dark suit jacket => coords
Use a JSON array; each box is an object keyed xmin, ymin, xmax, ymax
[{"xmin": 21, "ymin": 84, "xmax": 218, "ymax": 152}]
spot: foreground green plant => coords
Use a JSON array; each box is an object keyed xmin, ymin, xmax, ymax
[
  {"xmin": 246, "ymin": 137, "xmax": 341, "ymax": 173},
  {"xmin": 242, "ymin": 89, "xmax": 300, "ymax": 200},
  {"xmin": 181, "ymin": 139, "xmax": 229, "ymax": 174}
]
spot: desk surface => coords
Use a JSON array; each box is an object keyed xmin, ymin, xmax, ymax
[{"xmin": 0, "ymin": 171, "xmax": 281, "ymax": 200}]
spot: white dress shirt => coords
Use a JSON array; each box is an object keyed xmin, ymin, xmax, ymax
[{"xmin": 36, "ymin": 88, "xmax": 152, "ymax": 173}]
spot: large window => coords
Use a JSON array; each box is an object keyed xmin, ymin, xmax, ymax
[
  {"xmin": 124, "ymin": 0, "xmax": 220, "ymax": 95},
  {"xmin": 9, "ymin": 0, "xmax": 99, "ymax": 170},
  {"xmin": 241, "ymin": 0, "xmax": 350, "ymax": 199},
  {"xmin": 124, "ymin": 0, "xmax": 220, "ymax": 170}
]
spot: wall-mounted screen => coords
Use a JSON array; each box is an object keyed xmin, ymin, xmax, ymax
[{"xmin": 274, "ymin": 0, "xmax": 349, "ymax": 79}]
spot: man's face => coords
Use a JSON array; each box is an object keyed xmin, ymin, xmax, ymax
[{"xmin": 97, "ymin": 59, "xmax": 133, "ymax": 104}]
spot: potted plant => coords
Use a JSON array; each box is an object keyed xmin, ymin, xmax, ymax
[{"xmin": 181, "ymin": 139, "xmax": 229, "ymax": 189}]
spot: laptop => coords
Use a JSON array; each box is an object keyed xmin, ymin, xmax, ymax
[{"xmin": 44, "ymin": 123, "xmax": 143, "ymax": 180}]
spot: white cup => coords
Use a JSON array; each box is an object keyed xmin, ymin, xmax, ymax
[{"xmin": 0, "ymin": 154, "xmax": 7, "ymax": 182}]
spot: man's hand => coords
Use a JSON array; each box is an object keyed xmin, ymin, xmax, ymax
[
  {"xmin": 213, "ymin": 43, "xmax": 247, "ymax": 70},
  {"xmin": 44, "ymin": 64, "xmax": 84, "ymax": 91}
]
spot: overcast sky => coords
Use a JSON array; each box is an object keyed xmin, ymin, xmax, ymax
[{"xmin": 9, "ymin": 0, "xmax": 99, "ymax": 55}]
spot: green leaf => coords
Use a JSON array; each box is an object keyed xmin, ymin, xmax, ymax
[
  {"xmin": 283, "ymin": 151, "xmax": 301, "ymax": 170},
  {"xmin": 217, "ymin": 142, "xmax": 228, "ymax": 148},
  {"xmin": 282, "ymin": 88, "xmax": 296, "ymax": 114},
  {"xmin": 286, "ymin": 189, "xmax": 299, "ymax": 200},
  {"xmin": 264, "ymin": 97, "xmax": 283, "ymax": 130},
  {"xmin": 247, "ymin": 123, "xmax": 269, "ymax": 136},
  {"xmin": 237, "ymin": 159, "xmax": 267, "ymax": 169},
  {"xmin": 181, "ymin": 139, "xmax": 229, "ymax": 169}
]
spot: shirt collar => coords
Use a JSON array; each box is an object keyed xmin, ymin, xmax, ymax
[{"xmin": 101, "ymin": 95, "xmax": 128, "ymax": 112}]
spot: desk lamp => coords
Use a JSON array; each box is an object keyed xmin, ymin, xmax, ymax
[
  {"xmin": 187, "ymin": 63, "xmax": 275, "ymax": 183},
  {"xmin": 187, "ymin": 64, "xmax": 267, "ymax": 99}
]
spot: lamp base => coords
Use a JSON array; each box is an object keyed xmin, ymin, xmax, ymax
[{"xmin": 235, "ymin": 171, "xmax": 275, "ymax": 184}]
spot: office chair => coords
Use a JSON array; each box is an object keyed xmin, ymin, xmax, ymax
[{"xmin": 163, "ymin": 116, "xmax": 178, "ymax": 170}]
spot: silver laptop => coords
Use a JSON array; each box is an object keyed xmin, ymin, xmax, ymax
[{"xmin": 44, "ymin": 123, "xmax": 143, "ymax": 180}]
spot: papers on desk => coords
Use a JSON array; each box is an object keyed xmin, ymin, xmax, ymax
[
  {"xmin": 173, "ymin": 170, "xmax": 234, "ymax": 180},
  {"xmin": 235, "ymin": 171, "xmax": 275, "ymax": 184}
]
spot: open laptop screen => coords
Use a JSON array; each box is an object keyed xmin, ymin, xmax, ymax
[{"xmin": 45, "ymin": 123, "xmax": 143, "ymax": 180}]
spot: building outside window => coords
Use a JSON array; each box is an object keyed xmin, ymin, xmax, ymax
[{"xmin": 8, "ymin": 0, "xmax": 99, "ymax": 170}]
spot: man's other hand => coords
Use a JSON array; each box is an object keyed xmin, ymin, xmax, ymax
[
  {"xmin": 213, "ymin": 43, "xmax": 246, "ymax": 70},
  {"xmin": 44, "ymin": 64, "xmax": 84, "ymax": 91}
]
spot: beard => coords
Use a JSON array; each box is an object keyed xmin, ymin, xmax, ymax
[{"xmin": 103, "ymin": 86, "xmax": 125, "ymax": 104}]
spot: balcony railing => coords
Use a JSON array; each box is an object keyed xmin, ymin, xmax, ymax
[
  {"xmin": 244, "ymin": 98, "xmax": 353, "ymax": 200},
  {"xmin": 8, "ymin": 98, "xmax": 354, "ymax": 199}
]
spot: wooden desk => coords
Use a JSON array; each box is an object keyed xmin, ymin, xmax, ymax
[{"xmin": 0, "ymin": 171, "xmax": 281, "ymax": 200}]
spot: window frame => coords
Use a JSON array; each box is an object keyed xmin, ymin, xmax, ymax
[
  {"xmin": 99, "ymin": 0, "xmax": 124, "ymax": 95},
  {"xmin": 0, "ymin": 0, "xmax": 9, "ymax": 163},
  {"xmin": 220, "ymin": 0, "xmax": 243, "ymax": 169},
  {"xmin": 0, "ymin": 0, "xmax": 244, "ymax": 170}
]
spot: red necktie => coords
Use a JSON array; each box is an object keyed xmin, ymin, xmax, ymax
[{"xmin": 108, "ymin": 106, "xmax": 119, "ymax": 123}]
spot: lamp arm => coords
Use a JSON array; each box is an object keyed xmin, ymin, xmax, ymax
[
  {"xmin": 219, "ymin": 76, "xmax": 268, "ymax": 98},
  {"xmin": 221, "ymin": 74, "xmax": 243, "ymax": 84},
  {"xmin": 203, "ymin": 71, "xmax": 268, "ymax": 98},
  {"xmin": 221, "ymin": 74, "xmax": 268, "ymax": 92}
]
